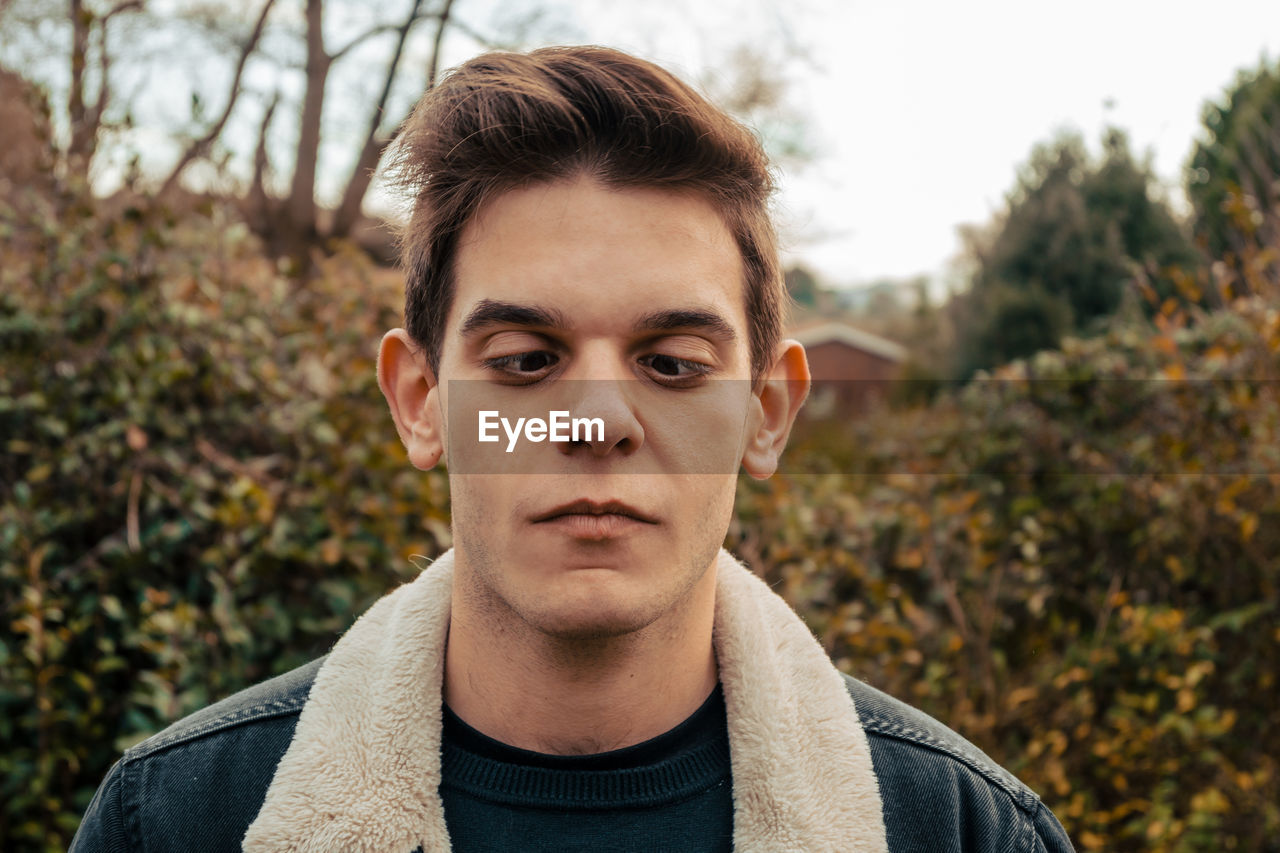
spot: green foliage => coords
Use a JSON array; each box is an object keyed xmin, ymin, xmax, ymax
[
  {"xmin": 737, "ymin": 278, "xmax": 1280, "ymax": 851},
  {"xmin": 785, "ymin": 265, "xmax": 821, "ymax": 308},
  {"xmin": 1187, "ymin": 56, "xmax": 1280, "ymax": 266},
  {"xmin": 0, "ymin": 188, "xmax": 449, "ymax": 850},
  {"xmin": 2, "ymin": 127, "xmax": 1277, "ymax": 853},
  {"xmin": 958, "ymin": 281, "xmax": 1074, "ymax": 372},
  {"xmin": 957, "ymin": 129, "xmax": 1198, "ymax": 376}
]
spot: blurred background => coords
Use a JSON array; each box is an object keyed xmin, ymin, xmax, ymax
[{"xmin": 2, "ymin": 1, "xmax": 1279, "ymax": 850}]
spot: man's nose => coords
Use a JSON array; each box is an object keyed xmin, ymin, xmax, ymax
[{"xmin": 557, "ymin": 377, "xmax": 644, "ymax": 458}]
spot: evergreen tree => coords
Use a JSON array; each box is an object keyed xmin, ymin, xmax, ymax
[
  {"xmin": 785, "ymin": 265, "xmax": 821, "ymax": 308},
  {"xmin": 1187, "ymin": 57, "xmax": 1280, "ymax": 271},
  {"xmin": 957, "ymin": 129, "xmax": 1196, "ymax": 375}
]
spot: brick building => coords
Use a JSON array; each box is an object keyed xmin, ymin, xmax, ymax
[{"xmin": 790, "ymin": 321, "xmax": 907, "ymax": 416}]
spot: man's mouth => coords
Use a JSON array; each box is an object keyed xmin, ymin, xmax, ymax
[{"xmin": 531, "ymin": 499, "xmax": 659, "ymax": 525}]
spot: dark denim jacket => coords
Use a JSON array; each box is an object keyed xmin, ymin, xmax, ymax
[{"xmin": 70, "ymin": 658, "xmax": 1074, "ymax": 852}]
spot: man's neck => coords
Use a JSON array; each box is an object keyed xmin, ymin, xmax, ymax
[{"xmin": 443, "ymin": 565, "xmax": 719, "ymax": 755}]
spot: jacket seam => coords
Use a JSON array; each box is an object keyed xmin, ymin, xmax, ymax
[
  {"xmin": 123, "ymin": 698, "xmax": 307, "ymax": 761},
  {"xmin": 861, "ymin": 720, "xmax": 1039, "ymax": 814},
  {"xmin": 1024, "ymin": 801, "xmax": 1038, "ymax": 851},
  {"xmin": 121, "ymin": 753, "xmax": 143, "ymax": 853},
  {"xmin": 1028, "ymin": 801, "xmax": 1050, "ymax": 852}
]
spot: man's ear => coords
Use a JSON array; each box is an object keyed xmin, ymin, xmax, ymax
[
  {"xmin": 741, "ymin": 340, "xmax": 810, "ymax": 480},
  {"xmin": 377, "ymin": 328, "xmax": 444, "ymax": 471}
]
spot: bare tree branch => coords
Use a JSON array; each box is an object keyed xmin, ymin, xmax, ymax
[
  {"xmin": 159, "ymin": 0, "xmax": 276, "ymax": 197},
  {"xmin": 87, "ymin": 10, "xmax": 112, "ymax": 134},
  {"xmin": 85, "ymin": 2, "xmax": 140, "ymax": 138},
  {"xmin": 103, "ymin": 0, "xmax": 143, "ymax": 23},
  {"xmin": 329, "ymin": 1, "xmax": 437, "ymax": 64},
  {"xmin": 425, "ymin": 0, "xmax": 458, "ymax": 89},
  {"xmin": 288, "ymin": 0, "xmax": 328, "ymax": 235},
  {"xmin": 332, "ymin": 0, "xmax": 434, "ymax": 237},
  {"xmin": 66, "ymin": 0, "xmax": 144, "ymax": 176},
  {"xmin": 67, "ymin": 0, "xmax": 91, "ymax": 169},
  {"xmin": 330, "ymin": 22, "xmax": 396, "ymax": 63},
  {"xmin": 446, "ymin": 16, "xmax": 515, "ymax": 54},
  {"xmin": 248, "ymin": 90, "xmax": 281, "ymax": 221}
]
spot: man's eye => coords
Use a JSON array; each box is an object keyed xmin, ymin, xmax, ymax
[
  {"xmin": 648, "ymin": 354, "xmax": 685, "ymax": 376},
  {"xmin": 639, "ymin": 354, "xmax": 710, "ymax": 385},
  {"xmin": 484, "ymin": 351, "xmax": 559, "ymax": 377}
]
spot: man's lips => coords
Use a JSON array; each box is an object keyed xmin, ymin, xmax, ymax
[{"xmin": 531, "ymin": 499, "xmax": 659, "ymax": 524}]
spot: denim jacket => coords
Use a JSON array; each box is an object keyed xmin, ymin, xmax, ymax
[
  {"xmin": 72, "ymin": 552, "xmax": 1074, "ymax": 852},
  {"xmin": 71, "ymin": 659, "xmax": 1073, "ymax": 852}
]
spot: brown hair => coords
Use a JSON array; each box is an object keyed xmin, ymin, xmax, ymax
[{"xmin": 388, "ymin": 46, "xmax": 783, "ymax": 379}]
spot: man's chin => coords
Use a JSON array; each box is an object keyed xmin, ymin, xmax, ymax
[
  {"xmin": 454, "ymin": 541, "xmax": 717, "ymax": 643},
  {"xmin": 514, "ymin": 592, "xmax": 666, "ymax": 642}
]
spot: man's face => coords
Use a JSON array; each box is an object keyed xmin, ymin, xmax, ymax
[{"xmin": 383, "ymin": 176, "xmax": 787, "ymax": 639}]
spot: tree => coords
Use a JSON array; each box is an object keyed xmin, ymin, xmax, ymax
[
  {"xmin": 0, "ymin": 0, "xmax": 148, "ymax": 184},
  {"xmin": 0, "ymin": 0, "xmax": 457, "ymax": 265},
  {"xmin": 785, "ymin": 264, "xmax": 821, "ymax": 307},
  {"xmin": 223, "ymin": 0, "xmax": 453, "ymax": 267},
  {"xmin": 1, "ymin": 0, "xmax": 817, "ymax": 273},
  {"xmin": 156, "ymin": 0, "xmax": 276, "ymax": 200},
  {"xmin": 955, "ymin": 129, "xmax": 1196, "ymax": 376},
  {"xmin": 954, "ymin": 282, "xmax": 1072, "ymax": 375},
  {"xmin": 1187, "ymin": 57, "xmax": 1280, "ymax": 283}
]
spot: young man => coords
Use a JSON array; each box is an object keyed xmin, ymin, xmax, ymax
[{"xmin": 73, "ymin": 47, "xmax": 1074, "ymax": 852}]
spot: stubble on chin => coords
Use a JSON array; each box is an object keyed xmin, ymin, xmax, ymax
[
  {"xmin": 450, "ymin": 528, "xmax": 721, "ymax": 650},
  {"xmin": 446, "ymin": 475, "xmax": 732, "ymax": 647}
]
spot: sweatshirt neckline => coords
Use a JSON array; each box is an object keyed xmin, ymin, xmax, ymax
[{"xmin": 440, "ymin": 684, "xmax": 731, "ymax": 809}]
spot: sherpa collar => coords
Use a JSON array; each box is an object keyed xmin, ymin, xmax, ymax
[{"xmin": 242, "ymin": 549, "xmax": 888, "ymax": 852}]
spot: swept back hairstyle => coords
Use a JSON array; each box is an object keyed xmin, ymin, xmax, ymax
[{"xmin": 387, "ymin": 46, "xmax": 784, "ymax": 380}]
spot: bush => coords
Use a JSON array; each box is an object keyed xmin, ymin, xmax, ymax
[
  {"xmin": 3, "ymin": 177, "xmax": 1276, "ymax": 852},
  {"xmin": 732, "ymin": 287, "xmax": 1280, "ymax": 851},
  {"xmin": 0, "ymin": 189, "xmax": 449, "ymax": 850}
]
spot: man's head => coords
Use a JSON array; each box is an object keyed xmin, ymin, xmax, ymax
[
  {"xmin": 378, "ymin": 46, "xmax": 808, "ymax": 642},
  {"xmin": 388, "ymin": 45, "xmax": 784, "ymax": 383}
]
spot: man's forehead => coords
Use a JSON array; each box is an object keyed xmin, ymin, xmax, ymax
[
  {"xmin": 455, "ymin": 178, "xmax": 739, "ymax": 263},
  {"xmin": 444, "ymin": 177, "xmax": 750, "ymax": 341}
]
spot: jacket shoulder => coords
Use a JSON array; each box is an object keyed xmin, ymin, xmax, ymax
[
  {"xmin": 72, "ymin": 656, "xmax": 326, "ymax": 853},
  {"xmin": 842, "ymin": 673, "xmax": 1075, "ymax": 852},
  {"xmin": 125, "ymin": 654, "xmax": 325, "ymax": 760},
  {"xmin": 842, "ymin": 672, "xmax": 1035, "ymax": 810}
]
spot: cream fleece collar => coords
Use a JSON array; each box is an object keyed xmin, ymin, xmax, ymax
[{"xmin": 242, "ymin": 549, "xmax": 887, "ymax": 852}]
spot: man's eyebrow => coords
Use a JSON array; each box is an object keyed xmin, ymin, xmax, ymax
[
  {"xmin": 459, "ymin": 299, "xmax": 567, "ymax": 335},
  {"xmin": 634, "ymin": 309, "xmax": 738, "ymax": 342}
]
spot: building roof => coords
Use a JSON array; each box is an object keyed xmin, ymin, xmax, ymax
[{"xmin": 788, "ymin": 321, "xmax": 908, "ymax": 363}]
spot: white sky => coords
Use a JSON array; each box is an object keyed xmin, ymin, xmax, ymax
[
  {"xmin": 14, "ymin": 0, "xmax": 1277, "ymax": 293},
  {"xmin": 535, "ymin": 0, "xmax": 1280, "ymax": 290}
]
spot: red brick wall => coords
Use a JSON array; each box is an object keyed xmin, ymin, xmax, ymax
[
  {"xmin": 800, "ymin": 341, "xmax": 901, "ymax": 415},
  {"xmin": 803, "ymin": 341, "xmax": 900, "ymax": 383}
]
